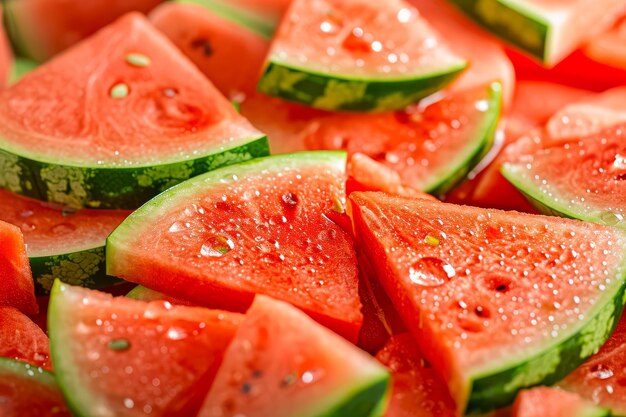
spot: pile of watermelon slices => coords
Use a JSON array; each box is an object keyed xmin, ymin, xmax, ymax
[{"xmin": 2, "ymin": 0, "xmax": 626, "ymax": 416}]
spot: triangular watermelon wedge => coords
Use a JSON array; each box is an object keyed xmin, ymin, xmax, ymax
[
  {"xmin": 513, "ymin": 387, "xmax": 610, "ymax": 417},
  {"xmin": 502, "ymin": 124, "xmax": 626, "ymax": 228},
  {"xmin": 107, "ymin": 152, "xmax": 363, "ymax": 342},
  {"xmin": 198, "ymin": 295, "xmax": 390, "ymax": 417},
  {"xmin": 48, "ymin": 281, "xmax": 244, "ymax": 417},
  {"xmin": 0, "ymin": 307, "xmax": 50, "ymax": 370},
  {"xmin": 349, "ymin": 192, "xmax": 626, "ymax": 414},
  {"xmin": 258, "ymin": 0, "xmax": 466, "ymax": 112},
  {"xmin": 0, "ymin": 12, "xmax": 268, "ymax": 209},
  {"xmin": 0, "ymin": 357, "xmax": 71, "ymax": 417}
]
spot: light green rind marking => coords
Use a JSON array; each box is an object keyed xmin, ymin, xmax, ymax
[
  {"xmin": 578, "ymin": 302, "xmax": 615, "ymax": 359},
  {"xmin": 448, "ymin": 0, "xmax": 550, "ymax": 63},
  {"xmin": 503, "ymin": 348, "xmax": 561, "ymax": 393},
  {"xmin": 0, "ymin": 136, "xmax": 269, "ymax": 209},
  {"xmin": 30, "ymin": 246, "xmax": 121, "ymax": 295},
  {"xmin": 0, "ymin": 357, "xmax": 57, "ymax": 386},
  {"xmin": 8, "ymin": 57, "xmax": 38, "ymax": 84},
  {"xmin": 258, "ymin": 60, "xmax": 467, "ymax": 112}
]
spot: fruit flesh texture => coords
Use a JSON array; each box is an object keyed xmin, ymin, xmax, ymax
[
  {"xmin": 585, "ymin": 16, "xmax": 626, "ymax": 70},
  {"xmin": 0, "ymin": 221, "xmax": 37, "ymax": 315},
  {"xmin": 560, "ymin": 313, "xmax": 626, "ymax": 415},
  {"xmin": 0, "ymin": 6, "xmax": 13, "ymax": 87},
  {"xmin": 0, "ymin": 357, "xmax": 71, "ymax": 417},
  {"xmin": 49, "ymin": 282, "xmax": 244, "ymax": 417},
  {"xmin": 0, "ymin": 13, "xmax": 262, "ymax": 167},
  {"xmin": 269, "ymin": 0, "xmax": 463, "ymax": 78},
  {"xmin": 107, "ymin": 153, "xmax": 362, "ymax": 342},
  {"xmin": 0, "ymin": 307, "xmax": 50, "ymax": 369},
  {"xmin": 349, "ymin": 192, "xmax": 626, "ymax": 412},
  {"xmin": 512, "ymin": 387, "xmax": 608, "ymax": 417},
  {"xmin": 198, "ymin": 295, "xmax": 389, "ymax": 417},
  {"xmin": 149, "ymin": 2, "xmax": 269, "ymax": 98},
  {"xmin": 4, "ymin": 0, "xmax": 163, "ymax": 62},
  {"xmin": 502, "ymin": 124, "xmax": 626, "ymax": 229},
  {"xmin": 0, "ymin": 189, "xmax": 129, "ymax": 256},
  {"xmin": 376, "ymin": 334, "xmax": 456, "ymax": 417}
]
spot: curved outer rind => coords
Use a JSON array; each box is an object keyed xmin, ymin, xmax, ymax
[
  {"xmin": 501, "ymin": 163, "xmax": 622, "ymax": 229},
  {"xmin": 448, "ymin": 0, "xmax": 549, "ymax": 63},
  {"xmin": 315, "ymin": 376, "xmax": 389, "ymax": 417},
  {"xmin": 257, "ymin": 60, "xmax": 467, "ymax": 112},
  {"xmin": 427, "ymin": 82, "xmax": 502, "ymax": 196},
  {"xmin": 466, "ymin": 273, "xmax": 626, "ymax": 414},
  {"xmin": 0, "ymin": 357, "xmax": 57, "ymax": 386},
  {"xmin": 177, "ymin": 0, "xmax": 274, "ymax": 39},
  {"xmin": 0, "ymin": 136, "xmax": 268, "ymax": 209},
  {"xmin": 30, "ymin": 246, "xmax": 121, "ymax": 295}
]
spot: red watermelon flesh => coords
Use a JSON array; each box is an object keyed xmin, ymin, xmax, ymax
[
  {"xmin": 4, "ymin": 0, "xmax": 164, "ymax": 62},
  {"xmin": 49, "ymin": 282, "xmax": 244, "ymax": 417},
  {"xmin": 376, "ymin": 334, "xmax": 456, "ymax": 417},
  {"xmin": 0, "ymin": 221, "xmax": 37, "ymax": 315},
  {"xmin": 149, "ymin": 2, "xmax": 269, "ymax": 98},
  {"xmin": 0, "ymin": 189, "xmax": 129, "ymax": 256},
  {"xmin": 584, "ymin": 16, "xmax": 626, "ymax": 70},
  {"xmin": 560, "ymin": 312, "xmax": 626, "ymax": 414},
  {"xmin": 513, "ymin": 387, "xmax": 609, "ymax": 417},
  {"xmin": 197, "ymin": 295, "xmax": 389, "ymax": 417},
  {"xmin": 0, "ymin": 12, "xmax": 260, "ymax": 167},
  {"xmin": 0, "ymin": 307, "xmax": 50, "ymax": 370},
  {"xmin": 0, "ymin": 357, "xmax": 71, "ymax": 417},
  {"xmin": 349, "ymin": 192, "xmax": 626, "ymax": 411},
  {"xmin": 107, "ymin": 152, "xmax": 363, "ymax": 342},
  {"xmin": 409, "ymin": 0, "xmax": 515, "ymax": 109},
  {"xmin": 0, "ymin": 6, "xmax": 13, "ymax": 87}
]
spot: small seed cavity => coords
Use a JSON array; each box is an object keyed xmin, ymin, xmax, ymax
[
  {"xmin": 110, "ymin": 83, "xmax": 129, "ymax": 99},
  {"xmin": 108, "ymin": 338, "xmax": 131, "ymax": 351},
  {"xmin": 125, "ymin": 53, "xmax": 151, "ymax": 67}
]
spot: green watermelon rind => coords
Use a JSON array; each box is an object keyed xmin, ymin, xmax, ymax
[
  {"xmin": 8, "ymin": 57, "xmax": 38, "ymax": 84},
  {"xmin": 465, "ymin": 257, "xmax": 626, "ymax": 414},
  {"xmin": 500, "ymin": 163, "xmax": 623, "ymax": 228},
  {"xmin": 426, "ymin": 81, "xmax": 502, "ymax": 196},
  {"xmin": 2, "ymin": 0, "xmax": 34, "ymax": 61},
  {"xmin": 30, "ymin": 246, "xmax": 122, "ymax": 296},
  {"xmin": 257, "ymin": 59, "xmax": 467, "ymax": 112},
  {"xmin": 176, "ymin": 0, "xmax": 275, "ymax": 39},
  {"xmin": 448, "ymin": 0, "xmax": 550, "ymax": 64},
  {"xmin": 309, "ymin": 374, "xmax": 390, "ymax": 417},
  {"xmin": 0, "ymin": 136, "xmax": 269, "ymax": 209},
  {"xmin": 0, "ymin": 356, "xmax": 57, "ymax": 386},
  {"xmin": 106, "ymin": 150, "xmax": 347, "ymax": 269}
]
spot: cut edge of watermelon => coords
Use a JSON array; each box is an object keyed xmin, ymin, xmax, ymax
[
  {"xmin": 464, "ymin": 253, "xmax": 626, "ymax": 413},
  {"xmin": 500, "ymin": 161, "xmax": 613, "ymax": 225},
  {"xmin": 427, "ymin": 81, "xmax": 502, "ymax": 196},
  {"xmin": 0, "ymin": 356, "xmax": 57, "ymax": 387},
  {"xmin": 106, "ymin": 150, "xmax": 347, "ymax": 262},
  {"xmin": 176, "ymin": 0, "xmax": 275, "ymax": 39},
  {"xmin": 258, "ymin": 58, "xmax": 467, "ymax": 112}
]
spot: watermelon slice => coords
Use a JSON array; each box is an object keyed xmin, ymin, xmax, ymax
[
  {"xmin": 48, "ymin": 281, "xmax": 244, "ymax": 417},
  {"xmin": 0, "ymin": 13, "xmax": 268, "ymax": 209},
  {"xmin": 197, "ymin": 295, "xmax": 389, "ymax": 417},
  {"xmin": 0, "ymin": 189, "xmax": 129, "ymax": 294},
  {"xmin": 349, "ymin": 192, "xmax": 626, "ymax": 413},
  {"xmin": 107, "ymin": 152, "xmax": 362, "ymax": 341},
  {"xmin": 0, "ymin": 357, "xmax": 70, "ymax": 417},
  {"xmin": 502, "ymin": 125, "xmax": 626, "ymax": 228},
  {"xmin": 375, "ymin": 334, "xmax": 456, "ymax": 417},
  {"xmin": 0, "ymin": 221, "xmax": 37, "ymax": 315},
  {"xmin": 513, "ymin": 387, "xmax": 609, "ymax": 417},
  {"xmin": 559, "ymin": 311, "xmax": 626, "ymax": 414},
  {"xmin": 449, "ymin": 0, "xmax": 625, "ymax": 66},
  {"xmin": 3, "ymin": 0, "xmax": 164, "ymax": 62},
  {"xmin": 0, "ymin": 307, "xmax": 50, "ymax": 369},
  {"xmin": 258, "ymin": 0, "xmax": 466, "ymax": 112},
  {"xmin": 409, "ymin": 0, "xmax": 515, "ymax": 109},
  {"xmin": 302, "ymin": 82, "xmax": 501, "ymax": 195},
  {"xmin": 150, "ymin": 1, "xmax": 270, "ymax": 98}
]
